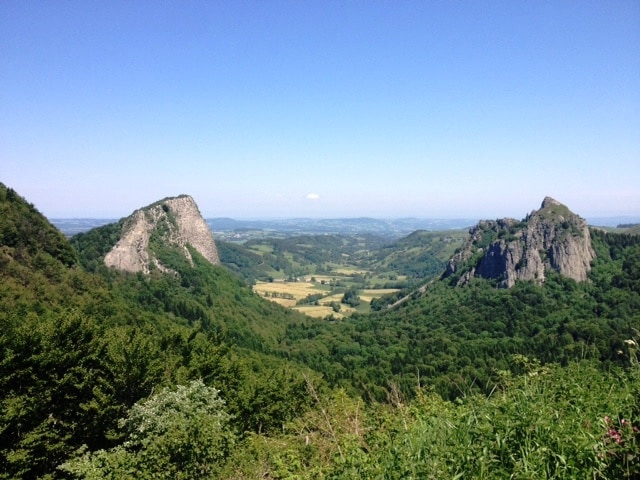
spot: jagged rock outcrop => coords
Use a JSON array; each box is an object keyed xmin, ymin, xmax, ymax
[
  {"xmin": 104, "ymin": 195, "xmax": 219, "ymax": 274},
  {"xmin": 444, "ymin": 197, "xmax": 595, "ymax": 288}
]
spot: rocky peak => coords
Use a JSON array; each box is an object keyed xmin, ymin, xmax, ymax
[
  {"xmin": 540, "ymin": 196, "xmax": 561, "ymax": 209},
  {"xmin": 104, "ymin": 195, "xmax": 219, "ymax": 274},
  {"xmin": 444, "ymin": 197, "xmax": 595, "ymax": 288}
]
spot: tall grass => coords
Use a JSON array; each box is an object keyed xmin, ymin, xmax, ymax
[{"xmin": 224, "ymin": 357, "xmax": 640, "ymax": 479}]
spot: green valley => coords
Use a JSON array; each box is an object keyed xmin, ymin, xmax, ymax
[{"xmin": 217, "ymin": 230, "xmax": 468, "ymax": 317}]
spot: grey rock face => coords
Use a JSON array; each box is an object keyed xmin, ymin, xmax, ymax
[
  {"xmin": 104, "ymin": 195, "xmax": 219, "ymax": 274},
  {"xmin": 444, "ymin": 197, "xmax": 595, "ymax": 288}
]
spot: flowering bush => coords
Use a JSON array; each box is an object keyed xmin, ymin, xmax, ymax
[
  {"xmin": 60, "ymin": 380, "xmax": 235, "ymax": 479},
  {"xmin": 598, "ymin": 415, "xmax": 640, "ymax": 479}
]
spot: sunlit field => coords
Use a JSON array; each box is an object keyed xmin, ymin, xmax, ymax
[{"xmin": 253, "ymin": 279, "xmax": 399, "ymax": 317}]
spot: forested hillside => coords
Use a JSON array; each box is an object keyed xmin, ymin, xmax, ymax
[
  {"xmin": 273, "ymin": 226, "xmax": 640, "ymax": 399},
  {"xmin": 1, "ymin": 182, "xmax": 639, "ymax": 478},
  {"xmin": 0, "ymin": 183, "xmax": 319, "ymax": 478}
]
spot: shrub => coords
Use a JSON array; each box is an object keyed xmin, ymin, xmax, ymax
[{"xmin": 60, "ymin": 380, "xmax": 234, "ymax": 479}]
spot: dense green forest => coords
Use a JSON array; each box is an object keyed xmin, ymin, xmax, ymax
[{"xmin": 1, "ymin": 182, "xmax": 639, "ymax": 478}]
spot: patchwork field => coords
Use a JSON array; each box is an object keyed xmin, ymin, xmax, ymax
[
  {"xmin": 292, "ymin": 305, "xmax": 355, "ymax": 319},
  {"xmin": 359, "ymin": 288, "xmax": 400, "ymax": 303},
  {"xmin": 253, "ymin": 279, "xmax": 399, "ymax": 318},
  {"xmin": 253, "ymin": 280, "xmax": 322, "ymax": 298},
  {"xmin": 330, "ymin": 267, "xmax": 368, "ymax": 275}
]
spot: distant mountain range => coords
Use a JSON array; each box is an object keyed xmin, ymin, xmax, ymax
[
  {"xmin": 52, "ymin": 215, "xmax": 640, "ymax": 238},
  {"xmin": 52, "ymin": 217, "xmax": 478, "ymax": 238},
  {"xmin": 206, "ymin": 217, "xmax": 479, "ymax": 238}
]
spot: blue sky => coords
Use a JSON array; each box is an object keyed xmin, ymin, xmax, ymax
[{"xmin": 1, "ymin": 1, "xmax": 639, "ymax": 220}]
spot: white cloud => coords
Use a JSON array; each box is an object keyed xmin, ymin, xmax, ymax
[{"xmin": 306, "ymin": 193, "xmax": 320, "ymax": 200}]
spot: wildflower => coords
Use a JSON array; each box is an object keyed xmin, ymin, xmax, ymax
[{"xmin": 607, "ymin": 428, "xmax": 623, "ymax": 445}]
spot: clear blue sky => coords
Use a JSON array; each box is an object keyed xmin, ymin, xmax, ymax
[{"xmin": 1, "ymin": 1, "xmax": 639, "ymax": 220}]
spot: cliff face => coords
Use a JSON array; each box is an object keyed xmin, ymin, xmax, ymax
[
  {"xmin": 444, "ymin": 197, "xmax": 595, "ymax": 288},
  {"xmin": 104, "ymin": 195, "xmax": 219, "ymax": 274}
]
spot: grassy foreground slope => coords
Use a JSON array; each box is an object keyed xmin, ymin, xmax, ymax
[{"xmin": 221, "ymin": 359, "xmax": 640, "ymax": 479}]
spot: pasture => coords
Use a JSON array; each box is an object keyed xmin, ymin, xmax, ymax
[{"xmin": 253, "ymin": 278, "xmax": 399, "ymax": 318}]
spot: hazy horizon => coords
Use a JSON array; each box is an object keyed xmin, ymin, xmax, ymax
[
  {"xmin": 2, "ymin": 2, "xmax": 639, "ymax": 220},
  {"xmin": 48, "ymin": 213, "xmax": 640, "ymax": 229}
]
